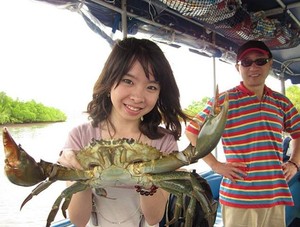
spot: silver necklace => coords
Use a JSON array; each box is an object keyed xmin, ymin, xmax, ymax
[
  {"xmin": 106, "ymin": 121, "xmax": 142, "ymax": 142},
  {"xmin": 92, "ymin": 194, "xmax": 143, "ymax": 226},
  {"xmin": 97, "ymin": 206, "xmax": 142, "ymax": 225}
]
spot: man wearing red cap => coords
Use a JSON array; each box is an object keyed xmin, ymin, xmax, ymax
[{"xmin": 185, "ymin": 40, "xmax": 300, "ymax": 226}]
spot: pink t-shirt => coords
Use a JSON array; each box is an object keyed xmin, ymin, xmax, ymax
[{"xmin": 63, "ymin": 121, "xmax": 178, "ymax": 153}]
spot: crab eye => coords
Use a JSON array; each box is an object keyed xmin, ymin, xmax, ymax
[
  {"xmin": 88, "ymin": 163, "xmax": 100, "ymax": 169},
  {"xmin": 127, "ymin": 159, "xmax": 142, "ymax": 165},
  {"xmin": 127, "ymin": 138, "xmax": 135, "ymax": 144}
]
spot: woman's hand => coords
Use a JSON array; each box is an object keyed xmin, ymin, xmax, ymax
[
  {"xmin": 58, "ymin": 150, "xmax": 91, "ymax": 227},
  {"xmin": 58, "ymin": 149, "xmax": 83, "ymax": 170}
]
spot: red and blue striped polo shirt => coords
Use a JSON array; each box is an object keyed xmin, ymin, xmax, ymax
[{"xmin": 186, "ymin": 82, "xmax": 300, "ymax": 208}]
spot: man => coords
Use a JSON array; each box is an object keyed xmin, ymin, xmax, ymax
[{"xmin": 185, "ymin": 40, "xmax": 300, "ymax": 227}]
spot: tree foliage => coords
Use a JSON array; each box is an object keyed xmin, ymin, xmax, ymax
[
  {"xmin": 184, "ymin": 85, "xmax": 300, "ymax": 117},
  {"xmin": 184, "ymin": 97, "xmax": 210, "ymax": 117},
  {"xmin": 286, "ymin": 85, "xmax": 300, "ymax": 112},
  {"xmin": 0, "ymin": 92, "xmax": 67, "ymax": 125}
]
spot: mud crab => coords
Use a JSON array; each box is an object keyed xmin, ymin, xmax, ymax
[{"xmin": 3, "ymin": 92, "xmax": 228, "ymax": 227}]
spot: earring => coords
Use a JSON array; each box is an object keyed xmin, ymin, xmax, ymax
[
  {"xmin": 107, "ymin": 92, "xmax": 110, "ymax": 97},
  {"xmin": 141, "ymin": 116, "xmax": 144, "ymax": 121}
]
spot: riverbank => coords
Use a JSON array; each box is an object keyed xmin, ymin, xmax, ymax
[{"xmin": 1, "ymin": 121, "xmax": 65, "ymax": 127}]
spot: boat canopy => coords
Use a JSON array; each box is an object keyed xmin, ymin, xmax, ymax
[{"xmin": 36, "ymin": 0, "xmax": 300, "ymax": 84}]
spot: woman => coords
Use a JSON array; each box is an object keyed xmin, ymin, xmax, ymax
[{"xmin": 58, "ymin": 37, "xmax": 189, "ymax": 227}]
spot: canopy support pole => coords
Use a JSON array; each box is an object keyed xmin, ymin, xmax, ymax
[
  {"xmin": 121, "ymin": 0, "xmax": 127, "ymax": 38},
  {"xmin": 281, "ymin": 73, "xmax": 286, "ymax": 95},
  {"xmin": 212, "ymin": 33, "xmax": 218, "ymax": 159}
]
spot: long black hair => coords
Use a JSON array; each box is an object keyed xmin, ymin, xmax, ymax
[{"xmin": 87, "ymin": 37, "xmax": 189, "ymax": 140}]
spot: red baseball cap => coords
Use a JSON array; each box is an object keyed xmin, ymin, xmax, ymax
[{"xmin": 236, "ymin": 40, "xmax": 272, "ymax": 63}]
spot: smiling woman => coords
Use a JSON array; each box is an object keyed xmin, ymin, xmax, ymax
[{"xmin": 56, "ymin": 37, "xmax": 191, "ymax": 227}]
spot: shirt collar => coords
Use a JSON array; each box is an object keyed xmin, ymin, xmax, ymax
[{"xmin": 236, "ymin": 81, "xmax": 273, "ymax": 96}]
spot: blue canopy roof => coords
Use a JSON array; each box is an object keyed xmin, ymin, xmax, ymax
[{"xmin": 37, "ymin": 0, "xmax": 300, "ymax": 84}]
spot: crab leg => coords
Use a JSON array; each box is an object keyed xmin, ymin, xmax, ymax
[
  {"xmin": 184, "ymin": 196, "xmax": 197, "ymax": 227},
  {"xmin": 46, "ymin": 182, "xmax": 89, "ymax": 227},
  {"xmin": 154, "ymin": 172, "xmax": 216, "ymax": 215},
  {"xmin": 149, "ymin": 171, "xmax": 217, "ymax": 227},
  {"xmin": 166, "ymin": 193, "xmax": 184, "ymax": 225},
  {"xmin": 20, "ymin": 179, "xmax": 57, "ymax": 210}
]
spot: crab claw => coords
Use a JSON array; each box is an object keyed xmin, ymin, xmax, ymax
[
  {"xmin": 194, "ymin": 88, "xmax": 229, "ymax": 159},
  {"xmin": 2, "ymin": 127, "xmax": 46, "ymax": 186}
]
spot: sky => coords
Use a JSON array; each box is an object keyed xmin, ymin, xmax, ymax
[{"xmin": 0, "ymin": 0, "xmax": 293, "ymax": 120}]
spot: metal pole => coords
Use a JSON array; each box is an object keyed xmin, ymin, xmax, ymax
[
  {"xmin": 121, "ymin": 0, "xmax": 127, "ymax": 38},
  {"xmin": 212, "ymin": 33, "xmax": 218, "ymax": 159},
  {"xmin": 281, "ymin": 74, "xmax": 286, "ymax": 95}
]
